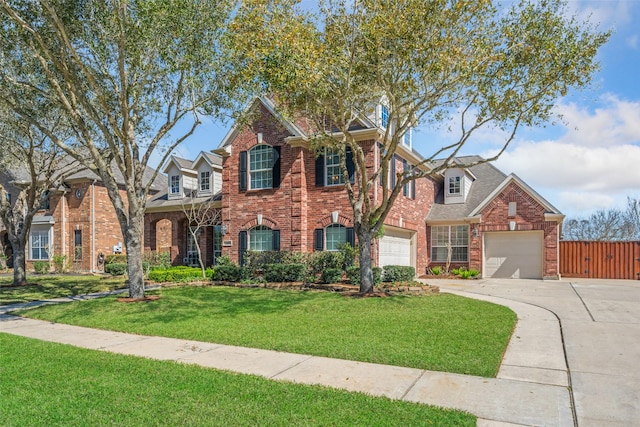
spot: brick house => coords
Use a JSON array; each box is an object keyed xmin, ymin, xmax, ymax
[
  {"xmin": 0, "ymin": 163, "xmax": 163, "ymax": 272},
  {"xmin": 213, "ymin": 97, "xmax": 564, "ymax": 279},
  {"xmin": 144, "ymin": 151, "xmax": 223, "ymax": 268}
]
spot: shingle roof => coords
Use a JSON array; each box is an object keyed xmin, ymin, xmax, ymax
[
  {"xmin": 145, "ymin": 190, "xmax": 222, "ymax": 211},
  {"xmin": 426, "ymin": 155, "xmax": 507, "ymax": 221}
]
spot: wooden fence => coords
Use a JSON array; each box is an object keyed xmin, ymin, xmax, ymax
[{"xmin": 560, "ymin": 241, "xmax": 640, "ymax": 280}]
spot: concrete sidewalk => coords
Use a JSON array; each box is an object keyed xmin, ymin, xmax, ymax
[{"xmin": 0, "ymin": 288, "xmax": 573, "ymax": 426}]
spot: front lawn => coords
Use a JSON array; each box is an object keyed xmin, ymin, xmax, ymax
[
  {"xmin": 17, "ymin": 286, "xmax": 516, "ymax": 377},
  {"xmin": 0, "ymin": 333, "xmax": 475, "ymax": 426},
  {"xmin": 0, "ymin": 274, "xmax": 127, "ymax": 305}
]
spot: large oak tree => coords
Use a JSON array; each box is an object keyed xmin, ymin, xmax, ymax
[
  {"xmin": 0, "ymin": 0, "xmax": 241, "ymax": 298},
  {"xmin": 229, "ymin": 0, "xmax": 609, "ymax": 292}
]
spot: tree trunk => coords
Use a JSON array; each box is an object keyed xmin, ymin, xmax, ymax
[
  {"xmin": 357, "ymin": 228, "xmax": 374, "ymax": 294},
  {"xmin": 12, "ymin": 244, "xmax": 27, "ymax": 286},
  {"xmin": 124, "ymin": 213, "xmax": 145, "ymax": 299}
]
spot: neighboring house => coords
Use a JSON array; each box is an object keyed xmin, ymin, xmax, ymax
[
  {"xmin": 144, "ymin": 151, "xmax": 223, "ymax": 267},
  {"xmin": 213, "ymin": 97, "xmax": 564, "ymax": 279},
  {"xmin": 0, "ymin": 162, "xmax": 164, "ymax": 272}
]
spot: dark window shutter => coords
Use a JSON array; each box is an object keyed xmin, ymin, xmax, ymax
[
  {"xmin": 378, "ymin": 144, "xmax": 384, "ymax": 186},
  {"xmin": 346, "ymin": 147, "xmax": 355, "ymax": 184},
  {"xmin": 238, "ymin": 230, "xmax": 247, "ymax": 265},
  {"xmin": 403, "ymin": 160, "xmax": 409, "ymax": 196},
  {"xmin": 239, "ymin": 151, "xmax": 247, "ymax": 191},
  {"xmin": 314, "ymin": 228, "xmax": 324, "ymax": 251},
  {"xmin": 272, "ymin": 230, "xmax": 280, "ymax": 251},
  {"xmin": 272, "ymin": 146, "xmax": 281, "ymax": 188},
  {"xmin": 346, "ymin": 227, "xmax": 355, "ymax": 247},
  {"xmin": 391, "ymin": 155, "xmax": 396, "ymax": 188},
  {"xmin": 315, "ymin": 153, "xmax": 325, "ymax": 187},
  {"xmin": 411, "ymin": 178, "xmax": 416, "ymax": 200}
]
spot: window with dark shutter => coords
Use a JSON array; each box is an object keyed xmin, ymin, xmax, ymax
[
  {"xmin": 403, "ymin": 159, "xmax": 409, "ymax": 196},
  {"xmin": 272, "ymin": 230, "xmax": 280, "ymax": 251},
  {"xmin": 346, "ymin": 147, "xmax": 355, "ymax": 184},
  {"xmin": 346, "ymin": 227, "xmax": 355, "ymax": 247},
  {"xmin": 391, "ymin": 155, "xmax": 396, "ymax": 188},
  {"xmin": 314, "ymin": 228, "xmax": 324, "ymax": 251},
  {"xmin": 315, "ymin": 154, "xmax": 325, "ymax": 187},
  {"xmin": 272, "ymin": 146, "xmax": 281, "ymax": 188},
  {"xmin": 238, "ymin": 230, "xmax": 247, "ymax": 265}
]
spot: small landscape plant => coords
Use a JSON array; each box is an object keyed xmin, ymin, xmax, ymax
[
  {"xmin": 382, "ymin": 265, "xmax": 415, "ymax": 282},
  {"xmin": 52, "ymin": 254, "xmax": 69, "ymax": 273},
  {"xmin": 320, "ymin": 267, "xmax": 343, "ymax": 284},
  {"xmin": 264, "ymin": 263, "xmax": 307, "ymax": 282},
  {"xmin": 104, "ymin": 263, "xmax": 127, "ymax": 276},
  {"xmin": 430, "ymin": 266, "xmax": 442, "ymax": 275},
  {"xmin": 33, "ymin": 261, "xmax": 50, "ymax": 274}
]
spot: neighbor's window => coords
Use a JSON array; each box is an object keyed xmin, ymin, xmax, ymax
[
  {"xmin": 249, "ymin": 225, "xmax": 273, "ymax": 251},
  {"xmin": 200, "ymin": 171, "xmax": 211, "ymax": 191},
  {"xmin": 325, "ymin": 224, "xmax": 347, "ymax": 251},
  {"xmin": 249, "ymin": 145, "xmax": 274, "ymax": 189},
  {"xmin": 448, "ymin": 176, "xmax": 461, "ymax": 195},
  {"xmin": 170, "ymin": 175, "xmax": 180, "ymax": 194},
  {"xmin": 30, "ymin": 229, "xmax": 50, "ymax": 260},
  {"xmin": 431, "ymin": 225, "xmax": 468, "ymax": 262},
  {"xmin": 325, "ymin": 148, "xmax": 344, "ymax": 186}
]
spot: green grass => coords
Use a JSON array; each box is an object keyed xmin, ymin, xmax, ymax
[
  {"xmin": 0, "ymin": 274, "xmax": 127, "ymax": 305},
  {"xmin": 0, "ymin": 333, "xmax": 475, "ymax": 427},
  {"xmin": 17, "ymin": 286, "xmax": 516, "ymax": 377}
]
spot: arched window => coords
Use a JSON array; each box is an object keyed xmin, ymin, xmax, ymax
[
  {"xmin": 249, "ymin": 225, "xmax": 273, "ymax": 251},
  {"xmin": 325, "ymin": 224, "xmax": 347, "ymax": 251}
]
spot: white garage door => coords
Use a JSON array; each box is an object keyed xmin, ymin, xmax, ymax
[
  {"xmin": 379, "ymin": 228, "xmax": 414, "ymax": 268},
  {"xmin": 484, "ymin": 231, "xmax": 543, "ymax": 279}
]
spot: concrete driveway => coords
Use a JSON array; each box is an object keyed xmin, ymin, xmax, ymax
[{"xmin": 432, "ymin": 278, "xmax": 640, "ymax": 427}]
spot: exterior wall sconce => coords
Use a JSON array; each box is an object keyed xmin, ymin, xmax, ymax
[{"xmin": 472, "ymin": 227, "xmax": 478, "ymax": 238}]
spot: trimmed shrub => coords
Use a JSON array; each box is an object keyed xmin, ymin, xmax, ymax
[
  {"xmin": 320, "ymin": 268, "xmax": 343, "ymax": 284},
  {"xmin": 211, "ymin": 264, "xmax": 247, "ymax": 282},
  {"xmin": 264, "ymin": 263, "xmax": 307, "ymax": 282},
  {"xmin": 308, "ymin": 251, "xmax": 344, "ymax": 276},
  {"xmin": 346, "ymin": 265, "xmax": 382, "ymax": 286},
  {"xmin": 383, "ymin": 265, "xmax": 416, "ymax": 282},
  {"xmin": 105, "ymin": 263, "xmax": 127, "ymax": 276},
  {"xmin": 105, "ymin": 254, "xmax": 127, "ymax": 265},
  {"xmin": 52, "ymin": 254, "xmax": 68, "ymax": 273},
  {"xmin": 33, "ymin": 261, "xmax": 50, "ymax": 274}
]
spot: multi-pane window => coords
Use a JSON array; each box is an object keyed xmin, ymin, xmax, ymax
[
  {"xmin": 186, "ymin": 227, "xmax": 199, "ymax": 266},
  {"xmin": 30, "ymin": 229, "xmax": 50, "ymax": 260},
  {"xmin": 325, "ymin": 224, "xmax": 347, "ymax": 251},
  {"xmin": 325, "ymin": 149, "xmax": 344, "ymax": 186},
  {"xmin": 200, "ymin": 171, "xmax": 211, "ymax": 191},
  {"xmin": 380, "ymin": 105, "xmax": 389, "ymax": 128},
  {"xmin": 402, "ymin": 127, "xmax": 412, "ymax": 147},
  {"xmin": 249, "ymin": 145, "xmax": 273, "ymax": 189},
  {"xmin": 431, "ymin": 225, "xmax": 469, "ymax": 262},
  {"xmin": 249, "ymin": 225, "xmax": 273, "ymax": 251},
  {"xmin": 448, "ymin": 176, "xmax": 461, "ymax": 194},
  {"xmin": 170, "ymin": 175, "xmax": 180, "ymax": 194},
  {"xmin": 74, "ymin": 230, "xmax": 82, "ymax": 261}
]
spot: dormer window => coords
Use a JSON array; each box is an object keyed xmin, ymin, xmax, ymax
[
  {"xmin": 170, "ymin": 175, "xmax": 180, "ymax": 194},
  {"xmin": 402, "ymin": 127, "xmax": 412, "ymax": 147},
  {"xmin": 380, "ymin": 105, "xmax": 389, "ymax": 128},
  {"xmin": 200, "ymin": 171, "xmax": 211, "ymax": 192},
  {"xmin": 448, "ymin": 176, "xmax": 461, "ymax": 195}
]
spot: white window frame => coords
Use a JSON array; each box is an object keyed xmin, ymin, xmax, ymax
[
  {"xmin": 325, "ymin": 224, "xmax": 347, "ymax": 251},
  {"xmin": 249, "ymin": 225, "xmax": 273, "ymax": 252},
  {"xmin": 325, "ymin": 148, "xmax": 344, "ymax": 186},
  {"xmin": 170, "ymin": 175, "xmax": 180, "ymax": 194},
  {"xmin": 200, "ymin": 170, "xmax": 211, "ymax": 192},
  {"xmin": 431, "ymin": 225, "xmax": 469, "ymax": 262},
  {"xmin": 249, "ymin": 145, "xmax": 274, "ymax": 190},
  {"xmin": 380, "ymin": 105, "xmax": 389, "ymax": 128},
  {"xmin": 448, "ymin": 176, "xmax": 461, "ymax": 195},
  {"xmin": 30, "ymin": 227, "xmax": 52, "ymax": 260},
  {"xmin": 402, "ymin": 127, "xmax": 412, "ymax": 147}
]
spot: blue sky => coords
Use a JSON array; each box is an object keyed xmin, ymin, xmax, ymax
[{"xmin": 165, "ymin": 0, "xmax": 640, "ymax": 219}]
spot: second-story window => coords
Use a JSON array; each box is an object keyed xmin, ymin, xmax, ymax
[
  {"xmin": 200, "ymin": 171, "xmax": 211, "ymax": 191},
  {"xmin": 170, "ymin": 175, "xmax": 180, "ymax": 194},
  {"xmin": 325, "ymin": 149, "xmax": 344, "ymax": 186},
  {"xmin": 249, "ymin": 144, "xmax": 274, "ymax": 189},
  {"xmin": 448, "ymin": 176, "xmax": 461, "ymax": 195},
  {"xmin": 380, "ymin": 105, "xmax": 389, "ymax": 128}
]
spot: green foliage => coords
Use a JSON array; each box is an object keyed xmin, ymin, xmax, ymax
[
  {"xmin": 52, "ymin": 255, "xmax": 68, "ymax": 274},
  {"xmin": 211, "ymin": 264, "xmax": 247, "ymax": 282},
  {"xmin": 143, "ymin": 251, "xmax": 171, "ymax": 269},
  {"xmin": 308, "ymin": 251, "xmax": 344, "ymax": 276},
  {"xmin": 382, "ymin": 266, "xmax": 416, "ymax": 282},
  {"xmin": 104, "ymin": 263, "xmax": 127, "ymax": 276},
  {"xmin": 320, "ymin": 268, "xmax": 343, "ymax": 284},
  {"xmin": 148, "ymin": 266, "xmax": 213, "ymax": 283},
  {"xmin": 264, "ymin": 263, "xmax": 307, "ymax": 282},
  {"xmin": 339, "ymin": 243, "xmax": 357, "ymax": 268},
  {"xmin": 105, "ymin": 254, "xmax": 127, "ymax": 265},
  {"xmin": 347, "ymin": 265, "xmax": 382, "ymax": 286},
  {"xmin": 214, "ymin": 255, "xmax": 234, "ymax": 267},
  {"xmin": 33, "ymin": 261, "xmax": 50, "ymax": 274},
  {"xmin": 430, "ymin": 266, "xmax": 443, "ymax": 276}
]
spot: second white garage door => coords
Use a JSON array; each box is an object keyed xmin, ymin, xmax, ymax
[
  {"xmin": 483, "ymin": 231, "xmax": 543, "ymax": 279},
  {"xmin": 379, "ymin": 228, "xmax": 414, "ymax": 268}
]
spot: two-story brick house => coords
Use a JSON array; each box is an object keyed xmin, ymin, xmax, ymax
[
  {"xmin": 1, "ymin": 163, "xmax": 164, "ymax": 272},
  {"xmin": 213, "ymin": 97, "xmax": 564, "ymax": 279},
  {"xmin": 144, "ymin": 151, "xmax": 223, "ymax": 267}
]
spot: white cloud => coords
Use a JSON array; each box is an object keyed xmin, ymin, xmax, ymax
[
  {"xmin": 627, "ymin": 34, "xmax": 639, "ymax": 49},
  {"xmin": 569, "ymin": 0, "xmax": 636, "ymax": 29},
  {"xmin": 558, "ymin": 192, "xmax": 616, "ymax": 214}
]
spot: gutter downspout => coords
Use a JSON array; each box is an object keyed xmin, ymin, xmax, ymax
[{"xmin": 91, "ymin": 180, "xmax": 96, "ymax": 273}]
